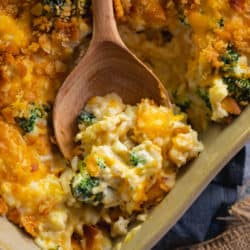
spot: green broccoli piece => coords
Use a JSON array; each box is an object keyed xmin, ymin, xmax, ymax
[
  {"xmin": 77, "ymin": 110, "xmax": 96, "ymax": 126},
  {"xmin": 15, "ymin": 117, "xmax": 35, "ymax": 133},
  {"xmin": 71, "ymin": 164, "xmax": 102, "ymax": 205},
  {"xmin": 130, "ymin": 152, "xmax": 146, "ymax": 167},
  {"xmin": 15, "ymin": 104, "xmax": 47, "ymax": 133},
  {"xmin": 196, "ymin": 88, "xmax": 212, "ymax": 110},
  {"xmin": 223, "ymin": 77, "xmax": 238, "ymax": 93},
  {"xmin": 43, "ymin": 0, "xmax": 65, "ymax": 13},
  {"xmin": 220, "ymin": 44, "xmax": 240, "ymax": 73},
  {"xmin": 223, "ymin": 77, "xmax": 250, "ymax": 103},
  {"xmin": 43, "ymin": 0, "xmax": 91, "ymax": 17},
  {"xmin": 97, "ymin": 158, "xmax": 107, "ymax": 169}
]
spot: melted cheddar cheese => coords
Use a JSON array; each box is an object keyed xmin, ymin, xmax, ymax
[
  {"xmin": 71, "ymin": 94, "xmax": 203, "ymax": 219},
  {"xmin": 0, "ymin": 0, "xmax": 249, "ymax": 249}
]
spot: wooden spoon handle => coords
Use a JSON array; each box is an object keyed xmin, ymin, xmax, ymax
[{"xmin": 92, "ymin": 0, "xmax": 123, "ymax": 45}]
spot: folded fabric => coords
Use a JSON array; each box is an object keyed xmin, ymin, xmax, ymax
[
  {"xmin": 153, "ymin": 148, "xmax": 246, "ymax": 250},
  {"xmin": 178, "ymin": 197, "xmax": 250, "ymax": 249}
]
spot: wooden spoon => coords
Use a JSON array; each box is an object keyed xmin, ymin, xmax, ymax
[{"xmin": 53, "ymin": 0, "xmax": 171, "ymax": 159}]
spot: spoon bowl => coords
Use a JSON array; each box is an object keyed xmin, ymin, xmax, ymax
[{"xmin": 53, "ymin": 0, "xmax": 171, "ymax": 159}]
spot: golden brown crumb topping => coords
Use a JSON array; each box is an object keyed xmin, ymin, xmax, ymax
[{"xmin": 0, "ymin": 0, "xmax": 249, "ymax": 249}]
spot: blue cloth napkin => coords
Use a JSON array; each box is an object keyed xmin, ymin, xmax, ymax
[{"xmin": 153, "ymin": 148, "xmax": 246, "ymax": 250}]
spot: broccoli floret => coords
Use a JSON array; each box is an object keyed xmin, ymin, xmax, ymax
[
  {"xmin": 15, "ymin": 116, "xmax": 35, "ymax": 133},
  {"xmin": 130, "ymin": 152, "xmax": 146, "ymax": 167},
  {"xmin": 43, "ymin": 0, "xmax": 65, "ymax": 13},
  {"xmin": 220, "ymin": 44, "xmax": 240, "ymax": 73},
  {"xmin": 223, "ymin": 77, "xmax": 250, "ymax": 103},
  {"xmin": 15, "ymin": 104, "xmax": 47, "ymax": 133},
  {"xmin": 223, "ymin": 77, "xmax": 238, "ymax": 93},
  {"xmin": 71, "ymin": 165, "xmax": 102, "ymax": 205},
  {"xmin": 97, "ymin": 158, "xmax": 107, "ymax": 169},
  {"xmin": 196, "ymin": 88, "xmax": 212, "ymax": 110},
  {"xmin": 43, "ymin": 0, "xmax": 91, "ymax": 17},
  {"xmin": 77, "ymin": 110, "xmax": 96, "ymax": 126}
]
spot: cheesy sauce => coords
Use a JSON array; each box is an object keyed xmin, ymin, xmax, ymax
[
  {"xmin": 0, "ymin": 0, "xmax": 249, "ymax": 250},
  {"xmin": 71, "ymin": 93, "xmax": 203, "ymax": 217}
]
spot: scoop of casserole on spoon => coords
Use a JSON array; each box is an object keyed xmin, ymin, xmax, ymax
[{"xmin": 53, "ymin": 0, "xmax": 171, "ymax": 159}]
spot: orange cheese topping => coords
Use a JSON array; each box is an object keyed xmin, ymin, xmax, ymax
[
  {"xmin": 0, "ymin": 0, "xmax": 248, "ymax": 249},
  {"xmin": 0, "ymin": 120, "xmax": 47, "ymax": 184}
]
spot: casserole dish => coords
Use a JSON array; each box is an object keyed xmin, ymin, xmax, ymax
[
  {"xmin": 0, "ymin": 107, "xmax": 249, "ymax": 249},
  {"xmin": 0, "ymin": 1, "xmax": 250, "ymax": 249}
]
